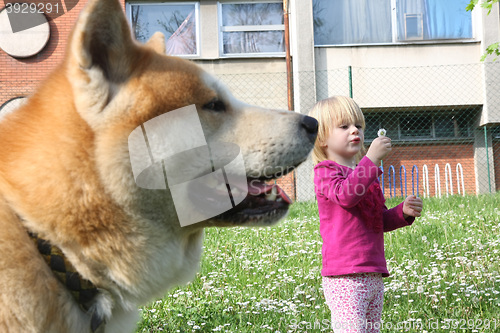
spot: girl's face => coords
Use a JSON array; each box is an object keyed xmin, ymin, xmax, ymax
[{"xmin": 323, "ymin": 122, "xmax": 364, "ymax": 167}]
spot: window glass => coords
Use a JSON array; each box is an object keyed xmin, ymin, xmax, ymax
[
  {"xmin": 313, "ymin": 0, "xmax": 392, "ymax": 45},
  {"xmin": 367, "ymin": 110, "xmax": 475, "ymax": 141},
  {"xmin": 129, "ymin": 3, "xmax": 198, "ymax": 56},
  {"xmin": 364, "ymin": 115, "xmax": 382, "ymax": 141},
  {"xmin": 220, "ymin": 2, "xmax": 285, "ymax": 55},
  {"xmin": 397, "ymin": 0, "xmax": 472, "ymax": 41},
  {"xmin": 493, "ymin": 125, "xmax": 500, "ymax": 139},
  {"xmin": 436, "ymin": 111, "xmax": 476, "ymax": 138},
  {"xmin": 364, "ymin": 112, "xmax": 399, "ymax": 141},
  {"xmin": 434, "ymin": 114, "xmax": 456, "ymax": 138},
  {"xmin": 222, "ymin": 31, "xmax": 284, "ymax": 54},
  {"xmin": 221, "ymin": 3, "xmax": 283, "ymax": 26},
  {"xmin": 313, "ymin": 0, "xmax": 472, "ymax": 46},
  {"xmin": 400, "ymin": 115, "xmax": 432, "ymax": 138}
]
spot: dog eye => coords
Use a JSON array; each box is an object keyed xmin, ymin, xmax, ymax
[{"xmin": 203, "ymin": 99, "xmax": 226, "ymax": 112}]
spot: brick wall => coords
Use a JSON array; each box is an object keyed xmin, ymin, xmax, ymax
[
  {"xmin": 279, "ymin": 141, "xmax": 493, "ymax": 201},
  {"xmin": 380, "ymin": 143, "xmax": 476, "ymax": 197},
  {"xmin": 275, "ymin": 172, "xmax": 295, "ymax": 201},
  {"xmin": 0, "ymin": 0, "xmax": 126, "ymax": 106}
]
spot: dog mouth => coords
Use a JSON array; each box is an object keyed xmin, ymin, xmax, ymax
[
  {"xmin": 220, "ymin": 178, "xmax": 292, "ymax": 223},
  {"xmin": 189, "ymin": 174, "xmax": 293, "ymax": 226}
]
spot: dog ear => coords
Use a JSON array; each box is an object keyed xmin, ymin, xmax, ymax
[
  {"xmin": 69, "ymin": 0, "xmax": 138, "ymax": 83},
  {"xmin": 145, "ymin": 32, "xmax": 166, "ymax": 54}
]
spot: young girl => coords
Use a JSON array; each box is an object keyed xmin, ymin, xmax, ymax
[{"xmin": 309, "ymin": 96, "xmax": 423, "ymax": 333}]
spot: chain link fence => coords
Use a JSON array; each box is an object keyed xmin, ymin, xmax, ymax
[
  {"xmin": 215, "ymin": 62, "xmax": 500, "ymax": 201},
  {"xmin": 2, "ymin": 64, "xmax": 499, "ymax": 201}
]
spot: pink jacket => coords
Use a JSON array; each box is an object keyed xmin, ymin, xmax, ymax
[{"xmin": 314, "ymin": 156, "xmax": 414, "ymax": 277}]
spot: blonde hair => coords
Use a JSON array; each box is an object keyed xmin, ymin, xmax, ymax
[{"xmin": 308, "ymin": 96, "xmax": 365, "ymax": 165}]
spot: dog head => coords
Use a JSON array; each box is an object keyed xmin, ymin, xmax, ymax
[{"xmin": 67, "ymin": 0, "xmax": 318, "ymax": 228}]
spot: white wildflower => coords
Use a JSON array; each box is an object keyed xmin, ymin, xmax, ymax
[{"xmin": 377, "ymin": 128, "xmax": 387, "ymax": 137}]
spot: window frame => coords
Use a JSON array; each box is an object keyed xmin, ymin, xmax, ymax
[
  {"xmin": 217, "ymin": 0, "xmax": 286, "ymax": 58},
  {"xmin": 126, "ymin": 1, "xmax": 201, "ymax": 58},
  {"xmin": 313, "ymin": 0, "xmax": 478, "ymax": 47}
]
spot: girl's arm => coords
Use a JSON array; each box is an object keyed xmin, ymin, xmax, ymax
[
  {"xmin": 315, "ymin": 156, "xmax": 381, "ymax": 208},
  {"xmin": 382, "ymin": 202, "xmax": 415, "ymax": 232},
  {"xmin": 383, "ymin": 195, "xmax": 423, "ymax": 232}
]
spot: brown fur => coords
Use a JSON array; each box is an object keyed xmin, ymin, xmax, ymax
[{"xmin": 0, "ymin": 0, "xmax": 317, "ymax": 332}]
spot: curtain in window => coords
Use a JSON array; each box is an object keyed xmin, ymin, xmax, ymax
[
  {"xmin": 397, "ymin": 0, "xmax": 472, "ymax": 41},
  {"xmin": 313, "ymin": 0, "xmax": 392, "ymax": 45},
  {"xmin": 425, "ymin": 0, "xmax": 472, "ymax": 39}
]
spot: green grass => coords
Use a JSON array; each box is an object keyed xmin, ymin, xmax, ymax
[{"xmin": 137, "ymin": 193, "xmax": 500, "ymax": 332}]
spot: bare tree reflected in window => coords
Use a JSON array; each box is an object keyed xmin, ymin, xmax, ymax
[
  {"xmin": 312, "ymin": 0, "xmax": 329, "ymax": 45},
  {"xmin": 131, "ymin": 6, "xmax": 150, "ymax": 42}
]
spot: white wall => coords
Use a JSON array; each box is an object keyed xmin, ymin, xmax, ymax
[{"xmin": 314, "ymin": 43, "xmax": 485, "ymax": 108}]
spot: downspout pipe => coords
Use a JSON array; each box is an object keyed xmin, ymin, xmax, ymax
[
  {"xmin": 284, "ymin": 0, "xmax": 293, "ymax": 111},
  {"xmin": 283, "ymin": 0, "xmax": 297, "ymax": 200}
]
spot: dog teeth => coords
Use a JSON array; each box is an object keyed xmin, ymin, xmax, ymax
[{"xmin": 265, "ymin": 186, "xmax": 278, "ymax": 201}]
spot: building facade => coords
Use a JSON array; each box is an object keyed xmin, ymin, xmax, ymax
[{"xmin": 1, "ymin": 0, "xmax": 499, "ymax": 200}]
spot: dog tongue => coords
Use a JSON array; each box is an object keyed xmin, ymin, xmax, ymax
[{"xmin": 247, "ymin": 180, "xmax": 292, "ymax": 204}]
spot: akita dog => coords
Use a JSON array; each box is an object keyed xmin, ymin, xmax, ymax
[{"xmin": 0, "ymin": 0, "xmax": 317, "ymax": 332}]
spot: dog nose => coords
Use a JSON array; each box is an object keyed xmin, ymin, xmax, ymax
[{"xmin": 301, "ymin": 115, "xmax": 318, "ymax": 143}]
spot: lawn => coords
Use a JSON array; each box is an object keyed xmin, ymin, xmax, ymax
[{"xmin": 137, "ymin": 193, "xmax": 500, "ymax": 332}]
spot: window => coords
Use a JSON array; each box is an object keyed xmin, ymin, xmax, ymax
[
  {"xmin": 313, "ymin": 0, "xmax": 473, "ymax": 46},
  {"xmin": 396, "ymin": 0, "xmax": 472, "ymax": 41},
  {"xmin": 400, "ymin": 115, "xmax": 432, "ymax": 138},
  {"xmin": 364, "ymin": 115, "xmax": 383, "ymax": 140},
  {"xmin": 313, "ymin": 0, "xmax": 392, "ymax": 45},
  {"xmin": 127, "ymin": 2, "xmax": 199, "ymax": 56},
  {"xmin": 403, "ymin": 14, "xmax": 424, "ymax": 40},
  {"xmin": 364, "ymin": 113, "xmax": 399, "ymax": 141},
  {"xmin": 493, "ymin": 126, "xmax": 500, "ymax": 140},
  {"xmin": 219, "ymin": 1, "xmax": 285, "ymax": 57},
  {"xmin": 364, "ymin": 110, "xmax": 475, "ymax": 141},
  {"xmin": 434, "ymin": 114, "xmax": 471, "ymax": 138}
]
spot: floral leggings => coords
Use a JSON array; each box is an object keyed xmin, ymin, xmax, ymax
[{"xmin": 322, "ymin": 273, "xmax": 384, "ymax": 333}]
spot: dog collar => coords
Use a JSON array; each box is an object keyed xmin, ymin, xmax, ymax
[{"xmin": 28, "ymin": 231, "xmax": 105, "ymax": 332}]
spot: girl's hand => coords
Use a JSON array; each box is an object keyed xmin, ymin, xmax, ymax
[
  {"xmin": 366, "ymin": 136, "xmax": 392, "ymax": 165},
  {"xmin": 403, "ymin": 195, "xmax": 423, "ymax": 219}
]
